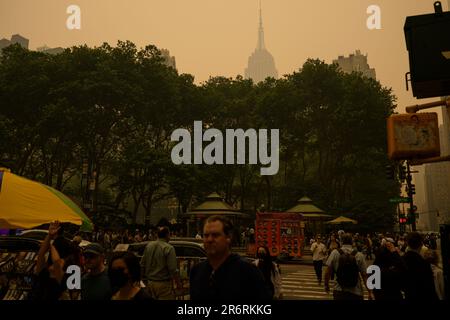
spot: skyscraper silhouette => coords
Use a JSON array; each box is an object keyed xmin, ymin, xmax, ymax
[{"xmin": 245, "ymin": 1, "xmax": 278, "ymax": 83}]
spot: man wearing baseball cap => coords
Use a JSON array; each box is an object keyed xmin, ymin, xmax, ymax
[{"xmin": 81, "ymin": 243, "xmax": 112, "ymax": 300}]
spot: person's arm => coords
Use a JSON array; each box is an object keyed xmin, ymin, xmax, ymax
[
  {"xmin": 311, "ymin": 243, "xmax": 317, "ymax": 253},
  {"xmin": 324, "ymin": 250, "xmax": 335, "ymax": 293},
  {"xmin": 360, "ymin": 272, "xmax": 373, "ymax": 300},
  {"xmin": 49, "ymin": 243, "xmax": 65, "ymax": 284},
  {"xmin": 35, "ymin": 221, "xmax": 60, "ymax": 274},
  {"xmin": 35, "ymin": 235, "xmax": 51, "ymax": 275},
  {"xmin": 357, "ymin": 253, "xmax": 373, "ymax": 300}
]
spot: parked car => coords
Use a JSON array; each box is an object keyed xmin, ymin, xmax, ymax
[
  {"xmin": 18, "ymin": 229, "xmax": 48, "ymax": 241},
  {"xmin": 114, "ymin": 240, "xmax": 206, "ymax": 260},
  {"xmin": 19, "ymin": 229, "xmax": 91, "ymax": 247}
]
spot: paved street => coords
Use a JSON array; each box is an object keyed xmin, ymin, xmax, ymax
[
  {"xmin": 279, "ymin": 264, "xmax": 333, "ymax": 300},
  {"xmin": 279, "ymin": 263, "xmax": 370, "ymax": 300}
]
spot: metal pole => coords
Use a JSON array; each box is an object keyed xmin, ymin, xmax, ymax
[
  {"xmin": 405, "ymin": 98, "xmax": 450, "ymax": 113},
  {"xmin": 406, "ymin": 161, "xmax": 417, "ymax": 231}
]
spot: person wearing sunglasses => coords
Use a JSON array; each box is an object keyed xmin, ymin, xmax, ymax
[{"xmin": 81, "ymin": 243, "xmax": 112, "ymax": 300}]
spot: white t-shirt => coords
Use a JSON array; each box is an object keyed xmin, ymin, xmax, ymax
[{"xmin": 310, "ymin": 242, "xmax": 327, "ymax": 261}]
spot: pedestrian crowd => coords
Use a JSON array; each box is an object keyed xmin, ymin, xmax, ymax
[
  {"xmin": 309, "ymin": 230, "xmax": 445, "ymax": 300},
  {"xmin": 13, "ymin": 218, "xmax": 447, "ymax": 301},
  {"xmin": 27, "ymin": 216, "xmax": 280, "ymax": 301},
  {"xmin": 76, "ymin": 227, "xmax": 186, "ymax": 253}
]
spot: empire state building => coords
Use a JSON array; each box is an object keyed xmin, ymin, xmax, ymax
[{"xmin": 245, "ymin": 3, "xmax": 278, "ymax": 83}]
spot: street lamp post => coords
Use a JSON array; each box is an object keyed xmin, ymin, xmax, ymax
[{"xmin": 406, "ymin": 161, "xmax": 417, "ymax": 231}]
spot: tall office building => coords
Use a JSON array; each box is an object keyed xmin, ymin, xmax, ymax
[
  {"xmin": 244, "ymin": 2, "xmax": 278, "ymax": 83},
  {"xmin": 415, "ymin": 121, "xmax": 450, "ymax": 231},
  {"xmin": 11, "ymin": 34, "xmax": 29, "ymax": 49},
  {"xmin": 160, "ymin": 49, "xmax": 177, "ymax": 70},
  {"xmin": 0, "ymin": 34, "xmax": 29, "ymax": 50},
  {"xmin": 333, "ymin": 50, "xmax": 376, "ymax": 79}
]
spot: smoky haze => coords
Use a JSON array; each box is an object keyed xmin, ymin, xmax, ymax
[{"xmin": 0, "ymin": 0, "xmax": 448, "ymax": 112}]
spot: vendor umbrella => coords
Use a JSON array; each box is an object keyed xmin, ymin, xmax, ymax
[
  {"xmin": 0, "ymin": 168, "xmax": 93, "ymax": 231},
  {"xmin": 325, "ymin": 216, "xmax": 358, "ymax": 225}
]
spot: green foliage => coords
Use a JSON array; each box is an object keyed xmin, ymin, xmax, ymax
[{"xmin": 0, "ymin": 44, "xmax": 398, "ymax": 231}]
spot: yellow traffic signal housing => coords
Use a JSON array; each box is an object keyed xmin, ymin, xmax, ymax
[{"xmin": 387, "ymin": 113, "xmax": 440, "ymax": 160}]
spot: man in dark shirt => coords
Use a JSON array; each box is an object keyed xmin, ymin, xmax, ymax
[
  {"xmin": 402, "ymin": 232, "xmax": 438, "ymax": 300},
  {"xmin": 81, "ymin": 243, "xmax": 112, "ymax": 300},
  {"xmin": 190, "ymin": 215, "xmax": 271, "ymax": 301}
]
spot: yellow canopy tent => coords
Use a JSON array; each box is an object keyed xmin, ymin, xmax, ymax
[
  {"xmin": 0, "ymin": 168, "xmax": 93, "ymax": 231},
  {"xmin": 325, "ymin": 216, "xmax": 358, "ymax": 225}
]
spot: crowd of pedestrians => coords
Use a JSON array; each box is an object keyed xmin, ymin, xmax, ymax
[
  {"xmin": 309, "ymin": 230, "xmax": 445, "ymax": 300},
  {"xmin": 13, "ymin": 218, "xmax": 447, "ymax": 301},
  {"xmin": 27, "ymin": 216, "xmax": 280, "ymax": 301}
]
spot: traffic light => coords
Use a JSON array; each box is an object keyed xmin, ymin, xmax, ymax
[
  {"xmin": 406, "ymin": 207, "xmax": 417, "ymax": 224},
  {"xmin": 410, "ymin": 184, "xmax": 416, "ymax": 195},
  {"xmin": 386, "ymin": 165, "xmax": 395, "ymax": 179},
  {"xmin": 399, "ymin": 214, "xmax": 407, "ymax": 224}
]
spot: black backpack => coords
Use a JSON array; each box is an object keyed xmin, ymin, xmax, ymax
[{"xmin": 336, "ymin": 249, "xmax": 359, "ymax": 288}]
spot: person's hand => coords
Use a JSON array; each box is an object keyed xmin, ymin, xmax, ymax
[{"xmin": 48, "ymin": 221, "xmax": 61, "ymax": 239}]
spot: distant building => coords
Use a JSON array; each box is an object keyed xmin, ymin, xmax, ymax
[
  {"xmin": 0, "ymin": 38, "xmax": 11, "ymax": 50},
  {"xmin": 415, "ymin": 105, "xmax": 450, "ymax": 231},
  {"xmin": 244, "ymin": 2, "xmax": 278, "ymax": 83},
  {"xmin": 37, "ymin": 45, "xmax": 64, "ymax": 55},
  {"xmin": 0, "ymin": 34, "xmax": 29, "ymax": 50},
  {"xmin": 160, "ymin": 49, "xmax": 176, "ymax": 70},
  {"xmin": 11, "ymin": 34, "xmax": 29, "ymax": 49},
  {"xmin": 333, "ymin": 50, "xmax": 376, "ymax": 79}
]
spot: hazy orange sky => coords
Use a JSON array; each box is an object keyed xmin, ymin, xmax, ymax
[{"xmin": 1, "ymin": 0, "xmax": 448, "ymax": 114}]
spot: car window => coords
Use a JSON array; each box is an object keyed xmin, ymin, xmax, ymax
[
  {"xmin": 175, "ymin": 245, "xmax": 205, "ymax": 258},
  {"xmin": 20, "ymin": 232, "xmax": 48, "ymax": 241}
]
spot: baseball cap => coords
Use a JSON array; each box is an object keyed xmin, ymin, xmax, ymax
[
  {"xmin": 83, "ymin": 243, "xmax": 105, "ymax": 255},
  {"xmin": 385, "ymin": 237, "xmax": 395, "ymax": 244}
]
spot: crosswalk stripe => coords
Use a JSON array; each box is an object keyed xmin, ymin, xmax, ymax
[
  {"xmin": 280, "ymin": 268, "xmax": 368, "ymax": 300},
  {"xmin": 281, "ymin": 268, "xmax": 330, "ymax": 300}
]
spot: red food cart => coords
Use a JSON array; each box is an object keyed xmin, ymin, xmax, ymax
[{"xmin": 252, "ymin": 212, "xmax": 304, "ymax": 258}]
